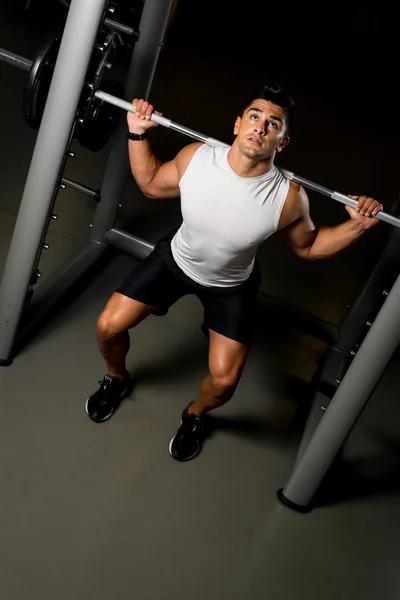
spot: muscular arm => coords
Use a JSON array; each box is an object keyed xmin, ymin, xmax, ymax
[
  {"xmin": 128, "ymin": 139, "xmax": 202, "ymax": 199},
  {"xmin": 126, "ymin": 97, "xmax": 202, "ymax": 199},
  {"xmin": 280, "ymin": 184, "xmax": 382, "ymax": 261}
]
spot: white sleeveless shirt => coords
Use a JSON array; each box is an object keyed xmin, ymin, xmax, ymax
[{"xmin": 170, "ymin": 144, "xmax": 290, "ymax": 287}]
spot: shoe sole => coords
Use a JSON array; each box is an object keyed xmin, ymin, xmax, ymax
[
  {"xmin": 85, "ymin": 382, "xmax": 129, "ymax": 423},
  {"xmin": 168, "ymin": 436, "xmax": 201, "ymax": 461}
]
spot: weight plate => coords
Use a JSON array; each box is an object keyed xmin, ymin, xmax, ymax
[
  {"xmin": 22, "ymin": 29, "xmax": 61, "ymax": 129},
  {"xmin": 77, "ymin": 30, "xmax": 119, "ymax": 122},
  {"xmin": 74, "ymin": 30, "xmax": 122, "ymax": 151},
  {"xmin": 75, "ymin": 79, "xmax": 124, "ymax": 152}
]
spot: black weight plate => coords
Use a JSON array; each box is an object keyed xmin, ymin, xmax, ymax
[
  {"xmin": 76, "ymin": 30, "xmax": 119, "ymax": 123},
  {"xmin": 75, "ymin": 79, "xmax": 124, "ymax": 151},
  {"xmin": 23, "ymin": 29, "xmax": 61, "ymax": 129}
]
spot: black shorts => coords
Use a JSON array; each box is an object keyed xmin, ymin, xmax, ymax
[{"xmin": 116, "ymin": 230, "xmax": 261, "ymax": 347}]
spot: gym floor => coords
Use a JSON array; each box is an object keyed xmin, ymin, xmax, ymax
[{"xmin": 0, "ymin": 1, "xmax": 399, "ymax": 599}]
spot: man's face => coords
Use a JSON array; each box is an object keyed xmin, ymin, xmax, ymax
[{"xmin": 233, "ymin": 99, "xmax": 290, "ymax": 160}]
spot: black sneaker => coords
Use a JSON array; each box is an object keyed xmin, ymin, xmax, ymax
[
  {"xmin": 85, "ymin": 371, "xmax": 129, "ymax": 423},
  {"xmin": 169, "ymin": 401, "xmax": 205, "ymax": 461}
]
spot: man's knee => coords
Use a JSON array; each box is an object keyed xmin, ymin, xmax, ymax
[
  {"xmin": 96, "ymin": 293, "xmax": 154, "ymax": 339},
  {"xmin": 209, "ymin": 368, "xmax": 242, "ymax": 398},
  {"xmin": 97, "ymin": 309, "xmax": 125, "ymax": 339}
]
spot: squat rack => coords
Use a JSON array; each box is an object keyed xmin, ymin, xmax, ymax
[
  {"xmin": 0, "ymin": 0, "xmax": 400, "ymax": 512},
  {"xmin": 0, "ymin": 0, "xmax": 173, "ymax": 362}
]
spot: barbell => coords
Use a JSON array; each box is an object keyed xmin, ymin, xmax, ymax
[
  {"xmin": 95, "ymin": 90, "xmax": 400, "ymax": 229},
  {"xmin": 1, "ymin": 38, "xmax": 399, "ymax": 228}
]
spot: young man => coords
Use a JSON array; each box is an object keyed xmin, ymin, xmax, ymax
[{"xmin": 85, "ymin": 84, "xmax": 383, "ymax": 461}]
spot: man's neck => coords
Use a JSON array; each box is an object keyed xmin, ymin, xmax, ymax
[{"xmin": 227, "ymin": 144, "xmax": 274, "ymax": 178}]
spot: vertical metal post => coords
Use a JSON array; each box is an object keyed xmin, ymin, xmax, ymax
[
  {"xmin": 0, "ymin": 0, "xmax": 108, "ymax": 365},
  {"xmin": 89, "ymin": 0, "xmax": 173, "ymax": 244},
  {"xmin": 293, "ymin": 228, "xmax": 400, "ymax": 465},
  {"xmin": 277, "ymin": 272, "xmax": 400, "ymax": 512}
]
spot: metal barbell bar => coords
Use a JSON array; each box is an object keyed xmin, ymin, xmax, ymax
[
  {"xmin": 1, "ymin": 45, "xmax": 398, "ymax": 228},
  {"xmin": 95, "ymin": 90, "xmax": 400, "ymax": 229}
]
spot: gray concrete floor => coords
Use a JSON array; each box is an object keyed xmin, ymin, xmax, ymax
[{"xmin": 0, "ymin": 2, "xmax": 399, "ymax": 599}]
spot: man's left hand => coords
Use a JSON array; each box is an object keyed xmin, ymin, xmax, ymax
[{"xmin": 345, "ymin": 195, "xmax": 383, "ymax": 230}]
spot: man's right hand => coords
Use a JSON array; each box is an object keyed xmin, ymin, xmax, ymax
[{"xmin": 127, "ymin": 98, "xmax": 162, "ymax": 134}]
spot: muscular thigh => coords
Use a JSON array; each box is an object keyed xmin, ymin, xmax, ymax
[
  {"xmin": 116, "ymin": 249, "xmax": 190, "ymax": 315},
  {"xmin": 100, "ymin": 292, "xmax": 156, "ymax": 332},
  {"xmin": 200, "ymin": 287, "xmax": 259, "ymax": 348},
  {"xmin": 100, "ymin": 248, "xmax": 190, "ymax": 333},
  {"xmin": 200, "ymin": 262, "xmax": 261, "ymax": 347}
]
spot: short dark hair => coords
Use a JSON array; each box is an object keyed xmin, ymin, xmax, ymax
[{"xmin": 241, "ymin": 83, "xmax": 295, "ymax": 135}]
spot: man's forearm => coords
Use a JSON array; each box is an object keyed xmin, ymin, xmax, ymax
[
  {"xmin": 128, "ymin": 138, "xmax": 162, "ymax": 194},
  {"xmin": 307, "ymin": 219, "xmax": 365, "ymax": 260}
]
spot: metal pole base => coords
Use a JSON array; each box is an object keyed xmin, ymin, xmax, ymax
[
  {"xmin": 0, "ymin": 358, "xmax": 13, "ymax": 367},
  {"xmin": 276, "ymin": 489, "xmax": 313, "ymax": 513}
]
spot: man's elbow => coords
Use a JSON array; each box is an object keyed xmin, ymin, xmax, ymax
[
  {"xmin": 142, "ymin": 188, "xmax": 157, "ymax": 199},
  {"xmin": 136, "ymin": 180, "xmax": 158, "ymax": 199},
  {"xmin": 298, "ymin": 245, "xmax": 330, "ymax": 261},
  {"xmin": 292, "ymin": 245, "xmax": 316, "ymax": 261},
  {"xmin": 140, "ymin": 185, "xmax": 176, "ymax": 200},
  {"xmin": 298, "ymin": 246, "xmax": 328, "ymax": 261},
  {"xmin": 292, "ymin": 231, "xmax": 320, "ymax": 260}
]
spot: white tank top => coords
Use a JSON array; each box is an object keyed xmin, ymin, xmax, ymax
[{"xmin": 171, "ymin": 144, "xmax": 290, "ymax": 287}]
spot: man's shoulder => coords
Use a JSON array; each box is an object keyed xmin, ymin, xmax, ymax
[
  {"xmin": 278, "ymin": 180, "xmax": 309, "ymax": 229},
  {"xmin": 178, "ymin": 141, "xmax": 205, "ymax": 162},
  {"xmin": 286, "ymin": 180, "xmax": 309, "ymax": 211},
  {"xmin": 176, "ymin": 142, "xmax": 206, "ymax": 177}
]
